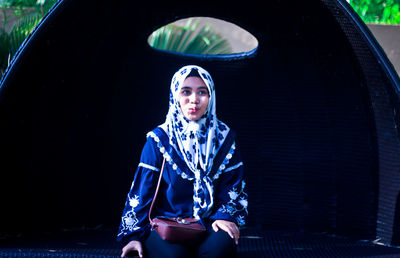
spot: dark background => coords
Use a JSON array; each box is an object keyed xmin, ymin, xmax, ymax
[{"xmin": 1, "ymin": 0, "xmax": 391, "ymax": 242}]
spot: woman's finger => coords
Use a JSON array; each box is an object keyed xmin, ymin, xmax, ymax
[
  {"xmin": 212, "ymin": 221, "xmax": 219, "ymax": 232},
  {"xmin": 227, "ymin": 223, "xmax": 239, "ymax": 244},
  {"xmin": 121, "ymin": 245, "xmax": 129, "ymax": 258},
  {"xmin": 217, "ymin": 221, "xmax": 235, "ymax": 239},
  {"xmin": 121, "ymin": 247, "xmax": 128, "ymax": 258},
  {"xmin": 137, "ymin": 244, "xmax": 143, "ymax": 258},
  {"xmin": 121, "ymin": 240, "xmax": 143, "ymax": 258},
  {"xmin": 214, "ymin": 220, "xmax": 240, "ymax": 245},
  {"xmin": 232, "ymin": 224, "xmax": 240, "ymax": 238},
  {"xmin": 232, "ymin": 224, "xmax": 240, "ymax": 244}
]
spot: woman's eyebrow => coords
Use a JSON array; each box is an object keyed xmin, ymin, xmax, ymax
[{"xmin": 181, "ymin": 86, "xmax": 208, "ymax": 90}]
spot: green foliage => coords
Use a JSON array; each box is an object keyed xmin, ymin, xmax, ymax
[
  {"xmin": 349, "ymin": 0, "xmax": 400, "ymax": 24},
  {"xmin": 0, "ymin": 27, "xmax": 10, "ymax": 70},
  {"xmin": 148, "ymin": 18, "xmax": 232, "ymax": 55},
  {"xmin": 8, "ymin": 12, "xmax": 41, "ymax": 54},
  {"xmin": 1, "ymin": 0, "xmax": 56, "ymax": 15},
  {"xmin": 0, "ymin": 0, "xmax": 56, "ymax": 77}
]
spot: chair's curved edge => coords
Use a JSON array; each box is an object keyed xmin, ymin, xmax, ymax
[{"xmin": 149, "ymin": 45, "xmax": 259, "ymax": 61}]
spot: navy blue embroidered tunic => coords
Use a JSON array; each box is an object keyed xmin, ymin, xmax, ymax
[{"xmin": 117, "ymin": 127, "xmax": 248, "ymax": 243}]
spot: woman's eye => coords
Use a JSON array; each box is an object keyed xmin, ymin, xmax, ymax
[
  {"xmin": 198, "ymin": 90, "xmax": 209, "ymax": 96},
  {"xmin": 181, "ymin": 90, "xmax": 191, "ymax": 95}
]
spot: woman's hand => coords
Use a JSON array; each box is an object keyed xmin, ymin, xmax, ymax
[
  {"xmin": 212, "ymin": 220, "xmax": 240, "ymax": 245},
  {"xmin": 121, "ymin": 240, "xmax": 143, "ymax": 258}
]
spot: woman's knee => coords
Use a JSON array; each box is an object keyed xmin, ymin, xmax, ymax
[
  {"xmin": 198, "ymin": 230, "xmax": 237, "ymax": 258},
  {"xmin": 144, "ymin": 231, "xmax": 194, "ymax": 258}
]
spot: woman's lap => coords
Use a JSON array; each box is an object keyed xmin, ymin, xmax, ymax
[
  {"xmin": 144, "ymin": 228, "xmax": 237, "ymax": 258},
  {"xmin": 197, "ymin": 229, "xmax": 237, "ymax": 258}
]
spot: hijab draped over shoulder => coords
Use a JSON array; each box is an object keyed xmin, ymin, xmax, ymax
[{"xmin": 160, "ymin": 65, "xmax": 230, "ymax": 174}]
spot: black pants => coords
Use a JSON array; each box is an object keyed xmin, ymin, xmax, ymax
[{"xmin": 143, "ymin": 227, "xmax": 237, "ymax": 258}]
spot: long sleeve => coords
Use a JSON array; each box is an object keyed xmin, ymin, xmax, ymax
[
  {"xmin": 117, "ymin": 136, "xmax": 162, "ymax": 243},
  {"xmin": 209, "ymin": 145, "xmax": 248, "ymax": 227}
]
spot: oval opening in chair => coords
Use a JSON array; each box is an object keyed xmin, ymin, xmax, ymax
[{"xmin": 148, "ymin": 17, "xmax": 258, "ymax": 58}]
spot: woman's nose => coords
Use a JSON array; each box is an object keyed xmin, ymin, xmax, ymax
[{"xmin": 189, "ymin": 93, "xmax": 199, "ymax": 103}]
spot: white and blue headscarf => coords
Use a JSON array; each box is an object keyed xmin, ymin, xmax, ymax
[{"xmin": 160, "ymin": 65, "xmax": 230, "ymax": 174}]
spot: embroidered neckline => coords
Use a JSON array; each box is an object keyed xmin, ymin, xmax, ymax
[
  {"xmin": 147, "ymin": 128, "xmax": 239, "ymax": 182},
  {"xmin": 212, "ymin": 142, "xmax": 236, "ymax": 180},
  {"xmin": 147, "ymin": 131, "xmax": 195, "ymax": 180}
]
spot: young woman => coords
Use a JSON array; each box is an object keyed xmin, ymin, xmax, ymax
[{"xmin": 117, "ymin": 65, "xmax": 248, "ymax": 257}]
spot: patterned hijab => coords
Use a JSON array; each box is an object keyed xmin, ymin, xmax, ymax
[{"xmin": 160, "ymin": 65, "xmax": 230, "ymax": 174}]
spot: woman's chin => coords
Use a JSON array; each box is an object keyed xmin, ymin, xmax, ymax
[
  {"xmin": 187, "ymin": 116, "xmax": 200, "ymax": 121},
  {"xmin": 184, "ymin": 113, "xmax": 201, "ymax": 121}
]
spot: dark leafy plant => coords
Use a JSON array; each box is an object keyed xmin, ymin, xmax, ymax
[
  {"xmin": 0, "ymin": 27, "xmax": 10, "ymax": 74},
  {"xmin": 0, "ymin": 0, "xmax": 57, "ymax": 77},
  {"xmin": 148, "ymin": 18, "xmax": 232, "ymax": 55},
  {"xmin": 6, "ymin": 12, "xmax": 41, "ymax": 55},
  {"xmin": 349, "ymin": 0, "xmax": 400, "ymax": 24}
]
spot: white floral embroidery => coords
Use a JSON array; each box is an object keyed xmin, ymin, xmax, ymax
[
  {"xmin": 237, "ymin": 215, "xmax": 246, "ymax": 227},
  {"xmin": 218, "ymin": 180, "xmax": 248, "ymax": 226},
  {"xmin": 117, "ymin": 193, "xmax": 142, "ymax": 238},
  {"xmin": 228, "ymin": 189, "xmax": 239, "ymax": 200},
  {"xmin": 239, "ymin": 197, "xmax": 248, "ymax": 209},
  {"xmin": 129, "ymin": 195, "xmax": 140, "ymax": 208},
  {"xmin": 118, "ymin": 209, "xmax": 140, "ymax": 237},
  {"xmin": 125, "ymin": 216, "xmax": 135, "ymax": 226}
]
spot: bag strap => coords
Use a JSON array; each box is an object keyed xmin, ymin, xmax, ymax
[{"xmin": 148, "ymin": 158, "xmax": 166, "ymax": 226}]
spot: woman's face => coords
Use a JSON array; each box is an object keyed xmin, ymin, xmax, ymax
[{"xmin": 178, "ymin": 76, "xmax": 210, "ymax": 121}]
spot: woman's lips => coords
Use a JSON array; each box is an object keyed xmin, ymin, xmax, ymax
[{"xmin": 188, "ymin": 107, "xmax": 199, "ymax": 113}]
